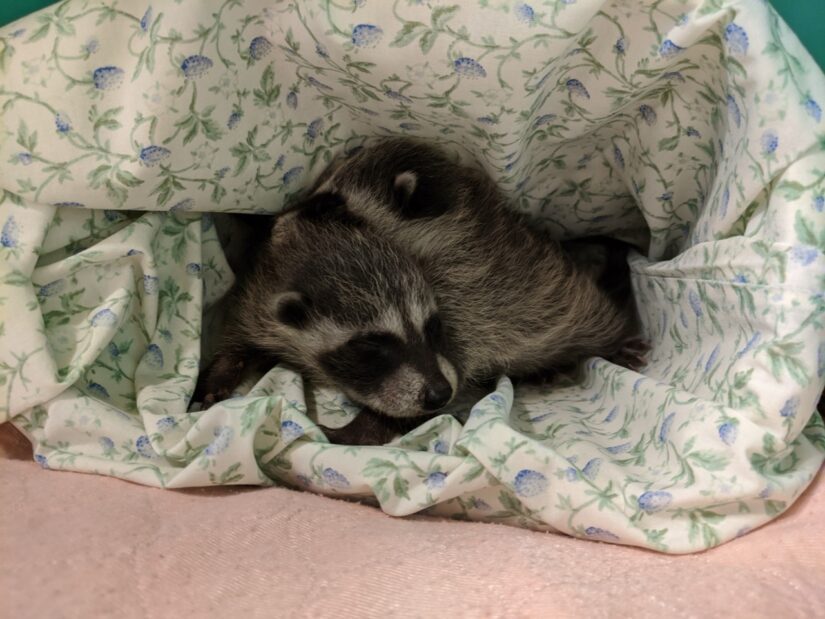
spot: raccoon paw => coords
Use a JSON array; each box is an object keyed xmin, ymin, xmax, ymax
[
  {"xmin": 608, "ymin": 337, "xmax": 650, "ymax": 371},
  {"xmin": 193, "ymin": 357, "xmax": 246, "ymax": 408}
]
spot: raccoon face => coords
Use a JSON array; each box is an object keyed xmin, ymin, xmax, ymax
[
  {"xmin": 261, "ymin": 210, "xmax": 460, "ymax": 419},
  {"xmin": 272, "ymin": 290, "xmax": 459, "ymax": 418},
  {"xmin": 317, "ymin": 313, "xmax": 459, "ymax": 418}
]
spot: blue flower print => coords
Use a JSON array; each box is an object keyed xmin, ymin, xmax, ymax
[
  {"xmin": 126, "ymin": 249, "xmax": 143, "ymax": 256},
  {"xmin": 791, "ymin": 245, "xmax": 818, "ymax": 265},
  {"xmin": 87, "ymin": 382, "xmax": 110, "ymax": 399},
  {"xmin": 384, "ymin": 89, "xmax": 412, "ymax": 104},
  {"xmin": 170, "ymin": 198, "xmax": 193, "ymax": 212},
  {"xmin": 686, "ymin": 126, "xmax": 701, "ymax": 138},
  {"xmin": 83, "ymin": 37, "xmax": 100, "ymax": 56},
  {"xmin": 90, "ymin": 308, "xmax": 118, "ymax": 327},
  {"xmin": 142, "ymin": 274, "xmax": 159, "ymax": 294},
  {"xmin": 565, "ymin": 467, "xmax": 579, "ymax": 481},
  {"xmin": 514, "ymin": 3, "xmax": 535, "ymax": 24},
  {"xmin": 249, "ymin": 36, "xmax": 273, "ymax": 60},
  {"xmin": 727, "ymin": 95, "xmax": 741, "ymax": 128},
  {"xmin": 606, "ymin": 442, "xmax": 631, "ymax": 454},
  {"xmin": 659, "ymin": 412, "xmax": 675, "ymax": 443},
  {"xmin": 582, "ymin": 458, "xmax": 601, "ymax": 480},
  {"xmin": 761, "ymin": 130, "xmax": 778, "ymax": 155},
  {"xmin": 227, "ymin": 111, "xmax": 242, "ymax": 129},
  {"xmin": 139, "ymin": 145, "xmax": 170, "ymax": 166},
  {"xmin": 688, "ymin": 290, "xmax": 702, "ymax": 317},
  {"xmin": 639, "ymin": 104, "xmax": 656, "ymax": 125},
  {"xmin": 286, "ymin": 91, "xmax": 298, "ymax": 109},
  {"xmin": 533, "ymin": 113, "xmax": 556, "ymax": 127},
  {"xmin": 103, "ymin": 210, "xmax": 124, "ymax": 222},
  {"xmin": 204, "ymin": 426, "xmax": 234, "ymax": 456},
  {"xmin": 16, "ymin": 152, "xmax": 32, "ymax": 165},
  {"xmin": 603, "ymin": 406, "xmax": 618, "ymax": 423},
  {"xmin": 136, "ymin": 435, "xmax": 156, "ymax": 458},
  {"xmin": 732, "ymin": 274, "xmax": 747, "ymax": 284},
  {"xmin": 181, "ymin": 55, "xmax": 213, "ymax": 78},
  {"xmin": 779, "ymin": 396, "xmax": 799, "ymax": 418},
  {"xmin": 157, "ymin": 416, "xmax": 177, "ymax": 430},
  {"xmin": 584, "ymin": 527, "xmax": 619, "ymax": 541},
  {"xmin": 280, "ymin": 420, "xmax": 304, "ymax": 441},
  {"xmin": 736, "ymin": 332, "xmax": 761, "ymax": 359},
  {"xmin": 718, "ymin": 422, "xmax": 737, "ymax": 445},
  {"xmin": 480, "ymin": 393, "xmax": 503, "ymax": 409},
  {"xmin": 721, "ymin": 187, "xmax": 730, "ymax": 216},
  {"xmin": 53, "ymin": 201, "xmax": 85, "ymax": 207},
  {"xmin": 470, "ymin": 497, "xmax": 491, "ymax": 510},
  {"xmin": 662, "ymin": 71, "xmax": 685, "ymax": 82},
  {"xmin": 813, "ymin": 195, "xmax": 824, "ymax": 213},
  {"xmin": 145, "ymin": 344, "xmax": 164, "ymax": 369},
  {"xmin": 283, "ymin": 166, "xmax": 304, "ymax": 185},
  {"xmin": 55, "ymin": 113, "xmax": 71, "ymax": 133},
  {"xmin": 185, "ymin": 263, "xmax": 201, "ymax": 276},
  {"xmin": 724, "ymin": 23, "xmax": 748, "ymax": 54},
  {"xmin": 705, "ymin": 344, "xmax": 720, "ymax": 372},
  {"xmin": 659, "ymin": 39, "xmax": 684, "ymax": 58},
  {"xmin": 804, "ymin": 97, "xmax": 822, "ymax": 122},
  {"xmin": 322, "ymin": 467, "xmax": 350, "ymax": 489},
  {"xmin": 425, "ymin": 471, "xmax": 447, "ymax": 489},
  {"xmin": 638, "ymin": 490, "xmax": 672, "ymax": 513},
  {"xmin": 93, "ymin": 66, "xmax": 124, "ymax": 90},
  {"xmin": 35, "ymin": 454, "xmax": 49, "ymax": 468},
  {"xmin": 307, "ymin": 76, "xmax": 331, "ymax": 90},
  {"xmin": 99, "ymin": 436, "xmax": 115, "ymax": 452},
  {"xmin": 432, "ymin": 439, "xmax": 448, "ymax": 454},
  {"xmin": 306, "ymin": 118, "xmax": 324, "ymax": 140},
  {"xmin": 140, "ymin": 7, "xmax": 152, "ymax": 32},
  {"xmin": 454, "ymin": 57, "xmax": 487, "ymax": 78},
  {"xmin": 315, "ymin": 43, "xmax": 329, "ymax": 58},
  {"xmin": 37, "ymin": 279, "xmax": 65, "ymax": 297},
  {"xmin": 613, "ymin": 145, "xmax": 624, "ymax": 169},
  {"xmin": 513, "ymin": 469, "xmax": 548, "ymax": 497},
  {"xmin": 566, "ymin": 78, "xmax": 589, "ymax": 98},
  {"xmin": 352, "ymin": 24, "xmax": 383, "ymax": 47},
  {"xmin": 614, "ymin": 37, "xmax": 626, "ymax": 54}
]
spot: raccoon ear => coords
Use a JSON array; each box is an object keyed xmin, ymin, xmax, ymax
[
  {"xmin": 391, "ymin": 170, "xmax": 451, "ymax": 219},
  {"xmin": 393, "ymin": 172, "xmax": 418, "ymax": 212},
  {"xmin": 273, "ymin": 292, "xmax": 312, "ymax": 329}
]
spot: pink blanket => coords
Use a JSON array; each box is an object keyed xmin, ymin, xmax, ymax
[{"xmin": 2, "ymin": 423, "xmax": 823, "ymax": 617}]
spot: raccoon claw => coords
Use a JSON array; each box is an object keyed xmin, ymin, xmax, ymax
[{"xmin": 609, "ymin": 337, "xmax": 650, "ymax": 371}]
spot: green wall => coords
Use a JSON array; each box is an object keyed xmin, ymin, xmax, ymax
[{"xmin": 1, "ymin": 1, "xmax": 823, "ymax": 67}]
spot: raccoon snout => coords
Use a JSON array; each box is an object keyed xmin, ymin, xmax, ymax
[{"xmin": 422, "ymin": 374, "xmax": 453, "ymax": 411}]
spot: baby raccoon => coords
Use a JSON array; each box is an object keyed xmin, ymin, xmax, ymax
[
  {"xmin": 195, "ymin": 193, "xmax": 458, "ymax": 445},
  {"xmin": 311, "ymin": 138, "xmax": 644, "ymax": 388}
]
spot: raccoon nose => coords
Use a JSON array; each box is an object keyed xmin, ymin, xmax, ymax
[{"xmin": 422, "ymin": 376, "xmax": 453, "ymax": 411}]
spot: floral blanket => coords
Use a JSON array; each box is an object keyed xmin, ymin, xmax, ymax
[{"xmin": 1, "ymin": 0, "xmax": 823, "ymax": 553}]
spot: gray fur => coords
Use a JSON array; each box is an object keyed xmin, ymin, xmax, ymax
[
  {"xmin": 195, "ymin": 202, "xmax": 457, "ymax": 431},
  {"xmin": 313, "ymin": 138, "xmax": 641, "ymax": 387}
]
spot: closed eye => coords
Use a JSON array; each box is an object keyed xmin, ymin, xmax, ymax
[{"xmin": 348, "ymin": 332, "xmax": 403, "ymax": 358}]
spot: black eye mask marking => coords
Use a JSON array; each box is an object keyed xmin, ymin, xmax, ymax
[{"xmin": 320, "ymin": 332, "xmax": 404, "ymax": 395}]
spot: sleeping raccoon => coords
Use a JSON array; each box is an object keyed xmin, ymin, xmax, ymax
[
  {"xmin": 194, "ymin": 193, "xmax": 458, "ymax": 445},
  {"xmin": 310, "ymin": 138, "xmax": 645, "ymax": 389}
]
